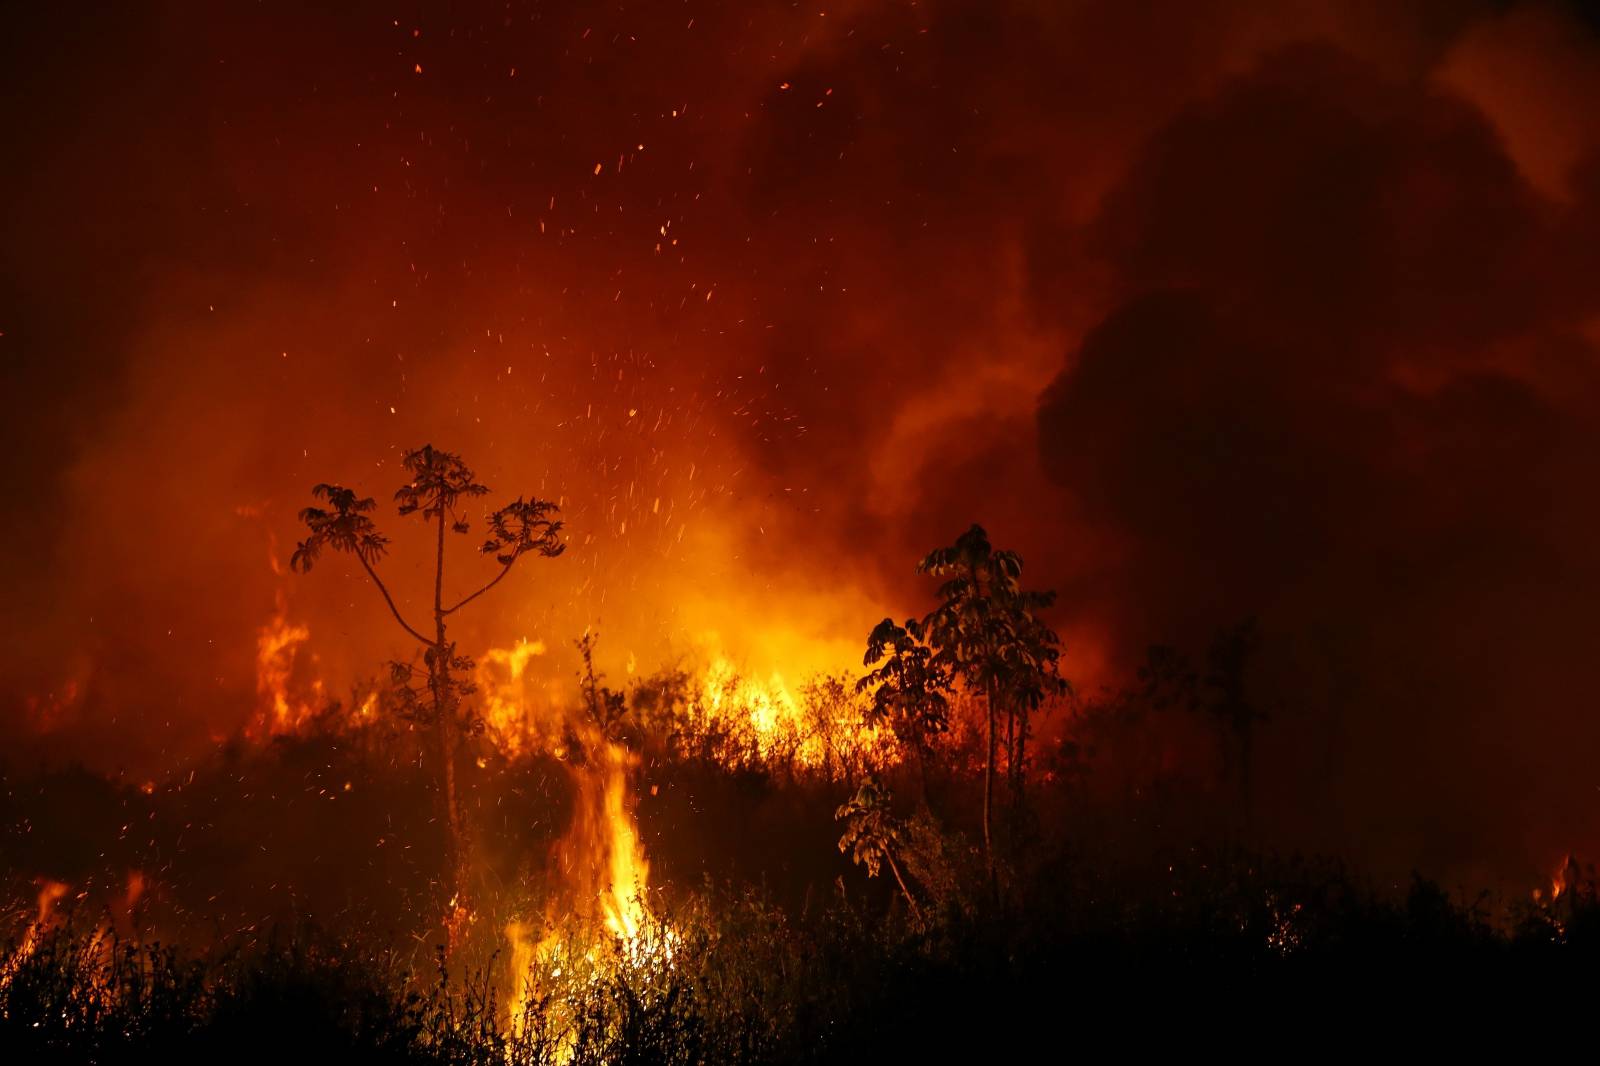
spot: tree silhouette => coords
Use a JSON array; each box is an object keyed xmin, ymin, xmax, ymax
[
  {"xmin": 1136, "ymin": 643, "xmax": 1200, "ymax": 714},
  {"xmin": 1202, "ymin": 618, "xmax": 1264, "ymax": 820},
  {"xmin": 857, "ymin": 617, "xmax": 951, "ymax": 807},
  {"xmin": 996, "ymin": 608, "xmax": 1070, "ymax": 804},
  {"xmin": 576, "ymin": 631, "xmax": 628, "ymax": 744},
  {"xmin": 291, "ymin": 444, "xmax": 564, "ymax": 947},
  {"xmin": 835, "ymin": 776, "xmax": 921, "ymax": 922},
  {"xmin": 917, "ymin": 525, "xmax": 1064, "ymax": 892}
]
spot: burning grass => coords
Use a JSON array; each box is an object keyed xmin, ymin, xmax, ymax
[
  {"xmin": 4, "ymin": 851, "xmax": 1597, "ymax": 1063},
  {"xmin": 7, "ymin": 636, "xmax": 1598, "ymax": 1058},
  {"xmin": 6, "ymin": 502, "xmax": 1596, "ymax": 1056}
]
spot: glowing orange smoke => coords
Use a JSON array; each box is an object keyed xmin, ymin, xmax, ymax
[
  {"xmin": 23, "ymin": 680, "xmax": 81, "ymax": 732},
  {"xmin": 118, "ymin": 871, "xmax": 146, "ymax": 937}
]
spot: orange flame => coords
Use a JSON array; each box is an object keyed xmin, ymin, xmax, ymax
[
  {"xmin": 501, "ymin": 727, "xmax": 673, "ymax": 1051},
  {"xmin": 487, "ymin": 630, "xmax": 672, "ymax": 1041},
  {"xmin": 691, "ymin": 645, "xmax": 899, "ymax": 774},
  {"xmin": 5, "ymin": 879, "xmax": 71, "ymax": 973},
  {"xmin": 1550, "ymin": 853, "xmax": 1577, "ymax": 901},
  {"xmin": 559, "ymin": 730, "xmax": 651, "ymax": 940},
  {"xmin": 476, "ymin": 640, "xmax": 550, "ymax": 757},
  {"xmin": 251, "ymin": 550, "xmax": 323, "ymax": 737}
]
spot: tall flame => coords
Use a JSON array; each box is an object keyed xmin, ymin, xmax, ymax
[
  {"xmin": 236, "ymin": 554, "xmax": 885, "ymax": 1034},
  {"xmin": 480, "ymin": 629, "xmax": 671, "ymax": 1041},
  {"xmin": 563, "ymin": 731, "xmax": 651, "ymax": 941},
  {"xmin": 1548, "ymin": 853, "xmax": 1578, "ymax": 902},
  {"xmin": 252, "ymin": 550, "xmax": 322, "ymax": 737},
  {"xmin": 500, "ymin": 726, "xmax": 670, "ymax": 1053},
  {"xmin": 5, "ymin": 879, "xmax": 70, "ymax": 975}
]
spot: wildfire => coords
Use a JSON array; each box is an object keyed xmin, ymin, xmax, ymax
[
  {"xmin": 476, "ymin": 640, "xmax": 551, "ymax": 758},
  {"xmin": 5, "ymin": 879, "xmax": 70, "ymax": 973},
  {"xmin": 565, "ymin": 730, "xmax": 652, "ymax": 941},
  {"xmin": 235, "ymin": 554, "xmax": 886, "ymax": 1037},
  {"xmin": 693, "ymin": 649, "xmax": 899, "ymax": 774},
  {"xmin": 1537, "ymin": 853, "xmax": 1582, "ymax": 904},
  {"xmin": 503, "ymin": 722, "xmax": 676, "ymax": 1051},
  {"xmin": 251, "ymin": 551, "xmax": 323, "ymax": 737},
  {"xmin": 474, "ymin": 628, "xmax": 683, "ymax": 1042},
  {"xmin": 3, "ymin": 872, "xmax": 151, "ymax": 1011},
  {"xmin": 701, "ymin": 655, "xmax": 802, "ymax": 757}
]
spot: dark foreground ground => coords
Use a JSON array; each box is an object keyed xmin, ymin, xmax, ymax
[
  {"xmin": 3, "ymin": 855, "xmax": 1595, "ymax": 1065},
  {"xmin": 3, "ymin": 725, "xmax": 1594, "ymax": 1062}
]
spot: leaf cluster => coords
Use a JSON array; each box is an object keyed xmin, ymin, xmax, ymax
[
  {"xmin": 856, "ymin": 617, "xmax": 952, "ymax": 750},
  {"xmin": 835, "ymin": 777, "xmax": 902, "ymax": 880},
  {"xmin": 394, "ymin": 445, "xmax": 489, "ymax": 523},
  {"xmin": 483, "ymin": 498, "xmax": 566, "ymax": 566},
  {"xmin": 914, "ymin": 524, "xmax": 1068, "ymax": 708},
  {"xmin": 291, "ymin": 485, "xmax": 388, "ymax": 573}
]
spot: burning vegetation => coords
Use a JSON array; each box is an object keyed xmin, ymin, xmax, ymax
[
  {"xmin": 5, "ymin": 441, "xmax": 1594, "ymax": 1056},
  {"xmin": 6, "ymin": 0, "xmax": 1600, "ymax": 1056}
]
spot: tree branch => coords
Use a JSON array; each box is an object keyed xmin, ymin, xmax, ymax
[
  {"xmin": 444, "ymin": 557, "xmax": 517, "ymax": 616},
  {"xmin": 356, "ymin": 553, "xmax": 434, "ymax": 646}
]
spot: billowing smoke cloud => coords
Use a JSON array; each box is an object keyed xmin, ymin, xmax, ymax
[
  {"xmin": 1038, "ymin": 33, "xmax": 1600, "ymax": 883},
  {"xmin": 2, "ymin": 1, "xmax": 1597, "ymax": 885}
]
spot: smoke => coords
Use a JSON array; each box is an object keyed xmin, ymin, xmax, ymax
[
  {"xmin": 1037, "ymin": 29, "xmax": 1600, "ymax": 883},
  {"xmin": 2, "ymin": 1, "xmax": 1598, "ymax": 884}
]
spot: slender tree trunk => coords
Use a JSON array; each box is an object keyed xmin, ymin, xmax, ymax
[
  {"xmin": 1005, "ymin": 703, "xmax": 1016, "ymax": 792},
  {"xmin": 1014, "ymin": 705, "xmax": 1028, "ymax": 799},
  {"xmin": 885, "ymin": 849, "xmax": 921, "ymax": 924},
  {"xmin": 1237, "ymin": 719, "xmax": 1253, "ymax": 831},
  {"xmin": 431, "ymin": 506, "xmax": 469, "ymax": 950},
  {"xmin": 914, "ymin": 743, "xmax": 931, "ymax": 815},
  {"xmin": 983, "ymin": 679, "xmax": 998, "ymax": 903},
  {"xmin": 1214, "ymin": 717, "xmax": 1237, "ymax": 841},
  {"xmin": 1216, "ymin": 718, "xmax": 1232, "ymax": 790},
  {"xmin": 439, "ymin": 683, "xmax": 463, "ymax": 899}
]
